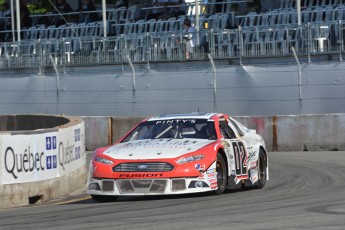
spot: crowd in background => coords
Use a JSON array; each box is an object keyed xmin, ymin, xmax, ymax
[
  {"xmin": 1, "ymin": 0, "xmax": 341, "ymax": 42},
  {"xmin": 147, "ymin": 0, "xmax": 187, "ymax": 20},
  {"xmin": 0, "ymin": 0, "xmax": 102, "ymax": 41},
  {"xmin": 0, "ymin": 0, "xmax": 263, "ymax": 34},
  {"xmin": 0, "ymin": 0, "xmax": 31, "ymax": 41}
]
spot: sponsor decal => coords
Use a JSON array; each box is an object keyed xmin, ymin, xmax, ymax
[
  {"xmin": 234, "ymin": 177, "xmax": 241, "ymax": 185},
  {"xmin": 221, "ymin": 140, "xmax": 230, "ymax": 148},
  {"xmin": 195, "ymin": 164, "xmax": 205, "ymax": 170},
  {"xmin": 155, "ymin": 119, "xmax": 196, "ymax": 124},
  {"xmin": 119, "ymin": 173, "xmax": 163, "ymax": 178},
  {"xmin": 250, "ymin": 162, "xmax": 257, "ymax": 168},
  {"xmin": 250, "ymin": 168, "xmax": 259, "ymax": 184},
  {"xmin": 122, "ymin": 139, "xmax": 197, "ymax": 148},
  {"xmin": 210, "ymin": 182, "xmax": 218, "ymax": 189},
  {"xmin": 247, "ymin": 147, "xmax": 256, "ymax": 161},
  {"xmin": 207, "ymin": 173, "xmax": 216, "ymax": 178},
  {"xmin": 208, "ymin": 178, "xmax": 217, "ymax": 183},
  {"xmin": 206, "ymin": 168, "xmax": 216, "ymax": 174}
]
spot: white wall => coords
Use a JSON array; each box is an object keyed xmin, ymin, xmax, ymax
[
  {"xmin": 0, "ymin": 116, "xmax": 86, "ymax": 207},
  {"xmin": 0, "ymin": 61, "xmax": 345, "ymax": 117}
]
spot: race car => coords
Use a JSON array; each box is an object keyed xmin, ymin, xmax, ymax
[{"xmin": 87, "ymin": 113, "xmax": 268, "ymax": 201}]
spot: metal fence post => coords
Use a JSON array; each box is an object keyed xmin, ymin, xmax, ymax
[
  {"xmin": 208, "ymin": 53, "xmax": 217, "ymax": 112},
  {"xmin": 291, "ymin": 47, "xmax": 302, "ymax": 114},
  {"xmin": 127, "ymin": 55, "xmax": 136, "ymax": 116}
]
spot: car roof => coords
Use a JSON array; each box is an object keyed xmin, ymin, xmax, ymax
[{"xmin": 148, "ymin": 112, "xmax": 219, "ymax": 121}]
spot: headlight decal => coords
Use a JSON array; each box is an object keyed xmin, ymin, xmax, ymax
[
  {"xmin": 94, "ymin": 156, "xmax": 114, "ymax": 165},
  {"xmin": 176, "ymin": 154, "xmax": 205, "ymax": 164}
]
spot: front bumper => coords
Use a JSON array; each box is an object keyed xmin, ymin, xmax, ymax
[
  {"xmin": 87, "ymin": 157, "xmax": 219, "ymax": 196},
  {"xmin": 87, "ymin": 176, "xmax": 218, "ymax": 196}
]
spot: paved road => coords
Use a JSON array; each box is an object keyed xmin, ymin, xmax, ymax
[{"xmin": 1, "ymin": 151, "xmax": 345, "ymax": 230}]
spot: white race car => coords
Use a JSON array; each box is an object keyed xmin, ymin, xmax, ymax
[{"xmin": 87, "ymin": 113, "xmax": 268, "ymax": 201}]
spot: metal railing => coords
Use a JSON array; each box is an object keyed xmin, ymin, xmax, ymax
[{"xmin": 0, "ymin": 20, "xmax": 344, "ymax": 69}]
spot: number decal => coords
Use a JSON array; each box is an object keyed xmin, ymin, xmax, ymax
[{"xmin": 232, "ymin": 141, "xmax": 248, "ymax": 179}]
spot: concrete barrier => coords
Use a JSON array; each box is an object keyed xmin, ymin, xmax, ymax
[
  {"xmin": 0, "ymin": 115, "xmax": 86, "ymax": 208},
  {"xmin": 84, "ymin": 114, "xmax": 345, "ymax": 152}
]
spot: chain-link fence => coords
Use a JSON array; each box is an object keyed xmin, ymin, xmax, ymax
[{"xmin": 1, "ymin": 20, "xmax": 344, "ymax": 69}]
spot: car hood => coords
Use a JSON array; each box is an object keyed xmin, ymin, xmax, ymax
[{"xmin": 103, "ymin": 139, "xmax": 215, "ymax": 160}]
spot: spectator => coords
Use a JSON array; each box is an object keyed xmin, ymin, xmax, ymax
[
  {"xmin": 19, "ymin": 0, "xmax": 32, "ymax": 29},
  {"xmin": 240, "ymin": 0, "xmax": 261, "ymax": 15},
  {"xmin": 248, "ymin": 0, "xmax": 262, "ymax": 14},
  {"xmin": 260, "ymin": 0, "xmax": 271, "ymax": 12},
  {"xmin": 79, "ymin": 0, "xmax": 99, "ymax": 24},
  {"xmin": 182, "ymin": 18, "xmax": 197, "ymax": 59},
  {"xmin": 215, "ymin": 0, "xmax": 223, "ymax": 13},
  {"xmin": 115, "ymin": 0, "xmax": 129, "ymax": 8},
  {"xmin": 147, "ymin": 0, "xmax": 169, "ymax": 20},
  {"xmin": 178, "ymin": 0, "xmax": 187, "ymax": 16},
  {"xmin": 171, "ymin": 0, "xmax": 187, "ymax": 18},
  {"xmin": 0, "ymin": 3, "xmax": 11, "ymax": 28},
  {"xmin": 52, "ymin": 0, "xmax": 73, "ymax": 26},
  {"xmin": 227, "ymin": 3, "xmax": 240, "ymax": 29},
  {"xmin": 0, "ymin": 3, "xmax": 11, "ymax": 41}
]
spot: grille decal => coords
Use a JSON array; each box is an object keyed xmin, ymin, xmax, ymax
[{"xmin": 113, "ymin": 162, "xmax": 174, "ymax": 172}]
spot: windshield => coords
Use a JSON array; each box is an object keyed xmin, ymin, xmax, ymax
[{"xmin": 121, "ymin": 119, "xmax": 216, "ymax": 142}]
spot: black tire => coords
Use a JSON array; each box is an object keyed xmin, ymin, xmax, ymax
[
  {"xmin": 213, "ymin": 153, "xmax": 228, "ymax": 195},
  {"xmin": 91, "ymin": 195, "xmax": 118, "ymax": 202},
  {"xmin": 256, "ymin": 150, "xmax": 267, "ymax": 189}
]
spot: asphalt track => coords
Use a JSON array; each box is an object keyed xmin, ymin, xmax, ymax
[{"xmin": 1, "ymin": 151, "xmax": 345, "ymax": 230}]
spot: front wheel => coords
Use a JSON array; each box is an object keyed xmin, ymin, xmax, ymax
[
  {"xmin": 213, "ymin": 153, "xmax": 228, "ymax": 195},
  {"xmin": 91, "ymin": 195, "xmax": 118, "ymax": 202},
  {"xmin": 256, "ymin": 150, "xmax": 267, "ymax": 189}
]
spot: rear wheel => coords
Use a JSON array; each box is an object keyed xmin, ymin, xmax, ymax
[
  {"xmin": 91, "ymin": 195, "xmax": 118, "ymax": 202},
  {"xmin": 213, "ymin": 153, "xmax": 228, "ymax": 195},
  {"xmin": 256, "ymin": 150, "xmax": 267, "ymax": 189}
]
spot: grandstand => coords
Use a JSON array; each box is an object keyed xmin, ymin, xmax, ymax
[{"xmin": 0, "ymin": 0, "xmax": 344, "ymax": 69}]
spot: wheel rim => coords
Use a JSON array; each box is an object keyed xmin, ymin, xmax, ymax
[
  {"xmin": 216, "ymin": 159, "xmax": 225, "ymax": 189},
  {"xmin": 259, "ymin": 155, "xmax": 266, "ymax": 182}
]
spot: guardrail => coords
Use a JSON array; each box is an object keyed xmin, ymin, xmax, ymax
[{"xmin": 0, "ymin": 21, "xmax": 344, "ymax": 69}]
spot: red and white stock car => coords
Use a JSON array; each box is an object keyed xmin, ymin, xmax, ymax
[{"xmin": 87, "ymin": 113, "xmax": 268, "ymax": 201}]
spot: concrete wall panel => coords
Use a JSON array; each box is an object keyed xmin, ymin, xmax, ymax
[
  {"xmin": 83, "ymin": 116, "xmax": 110, "ymax": 151},
  {"xmin": 87, "ymin": 114, "xmax": 345, "ymax": 152},
  {"xmin": 277, "ymin": 114, "xmax": 345, "ymax": 151},
  {"xmin": 111, "ymin": 117, "xmax": 146, "ymax": 144}
]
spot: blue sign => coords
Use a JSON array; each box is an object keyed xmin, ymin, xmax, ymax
[
  {"xmin": 75, "ymin": 129, "xmax": 80, "ymax": 142},
  {"xmin": 53, "ymin": 155, "xmax": 57, "ymax": 168},
  {"xmin": 46, "ymin": 136, "xmax": 57, "ymax": 150},
  {"xmin": 46, "ymin": 137, "xmax": 52, "ymax": 150},
  {"xmin": 46, "ymin": 156, "xmax": 52, "ymax": 169},
  {"xmin": 52, "ymin": 136, "xmax": 57, "ymax": 149}
]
